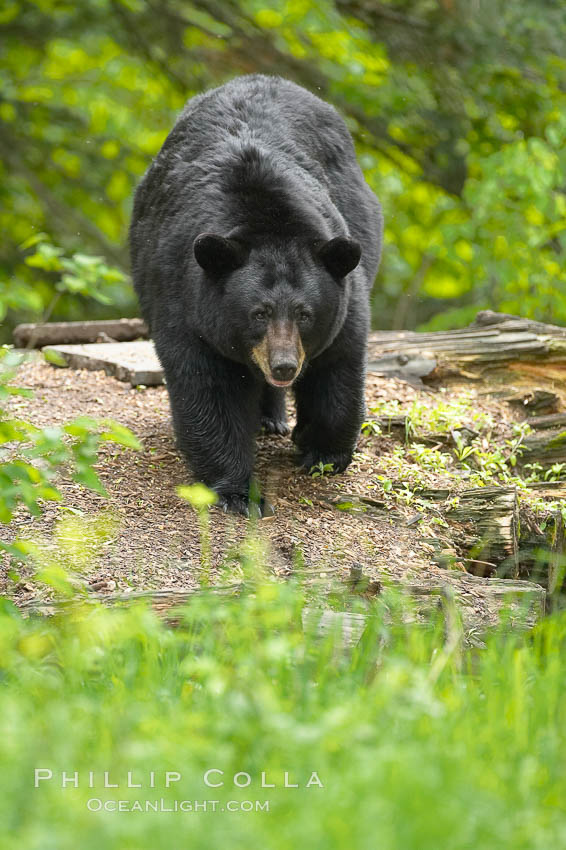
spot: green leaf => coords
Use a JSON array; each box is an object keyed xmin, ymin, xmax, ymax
[
  {"xmin": 177, "ymin": 483, "xmax": 218, "ymax": 509},
  {"xmin": 72, "ymin": 466, "xmax": 107, "ymax": 496},
  {"xmin": 34, "ymin": 566, "xmax": 74, "ymax": 597},
  {"xmin": 42, "ymin": 348, "xmax": 68, "ymax": 367},
  {"xmin": 100, "ymin": 420, "xmax": 142, "ymax": 450}
]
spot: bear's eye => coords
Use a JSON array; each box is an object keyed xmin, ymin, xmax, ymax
[
  {"xmin": 252, "ymin": 308, "xmax": 269, "ymax": 322},
  {"xmin": 296, "ymin": 309, "xmax": 312, "ymax": 323}
]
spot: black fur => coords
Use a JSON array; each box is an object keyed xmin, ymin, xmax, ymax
[{"xmin": 130, "ymin": 75, "xmax": 383, "ymax": 515}]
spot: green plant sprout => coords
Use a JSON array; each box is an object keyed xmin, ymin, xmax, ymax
[
  {"xmin": 177, "ymin": 483, "xmax": 218, "ymax": 584},
  {"xmin": 309, "ymin": 461, "xmax": 335, "ymax": 478}
]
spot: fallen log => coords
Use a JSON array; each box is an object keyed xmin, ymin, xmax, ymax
[
  {"xmin": 411, "ymin": 487, "xmax": 520, "ymax": 578},
  {"xmin": 33, "ymin": 311, "xmax": 566, "ymax": 394},
  {"xmin": 367, "ymin": 310, "xmax": 566, "ymax": 389},
  {"xmin": 516, "ymin": 486, "xmax": 566, "ymax": 599},
  {"xmin": 13, "ymin": 318, "xmax": 148, "ymax": 349},
  {"xmin": 520, "ymin": 428, "xmax": 566, "ymax": 467},
  {"xmin": 524, "ymin": 481, "xmax": 566, "ymax": 499},
  {"xmin": 17, "ymin": 584, "xmax": 242, "ymax": 619},
  {"xmin": 328, "ymin": 483, "xmax": 566, "ymax": 592},
  {"xmin": 17, "ymin": 573, "xmax": 546, "ymax": 646},
  {"xmin": 417, "ymin": 484, "xmax": 566, "ymax": 592},
  {"xmin": 505, "ymin": 391, "xmax": 560, "ymax": 416},
  {"xmin": 526, "ymin": 412, "xmax": 566, "ymax": 430}
]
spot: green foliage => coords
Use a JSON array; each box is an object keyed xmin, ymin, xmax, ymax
[
  {"xmin": 422, "ymin": 130, "xmax": 566, "ymax": 328},
  {"xmin": 178, "ymin": 483, "xmax": 218, "ymax": 581},
  {"xmin": 360, "ymin": 390, "xmax": 566, "ymax": 522},
  {"xmin": 1, "ymin": 572, "xmax": 566, "ymax": 847},
  {"xmin": 0, "ymin": 349, "xmax": 141, "ymax": 555},
  {"xmin": 309, "ymin": 461, "xmax": 335, "ymax": 478},
  {"xmin": 177, "ymin": 482, "xmax": 218, "ymax": 511},
  {"xmin": 21, "ymin": 232, "xmax": 131, "ymax": 309},
  {"xmin": 2, "ymin": 0, "xmax": 566, "ymax": 334}
]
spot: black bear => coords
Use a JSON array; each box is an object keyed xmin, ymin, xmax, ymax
[{"xmin": 130, "ymin": 75, "xmax": 383, "ymax": 515}]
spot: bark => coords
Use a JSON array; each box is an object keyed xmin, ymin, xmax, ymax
[
  {"xmin": 19, "ymin": 574, "xmax": 545, "ymax": 646},
  {"xmin": 520, "ymin": 428, "xmax": 566, "ymax": 467},
  {"xmin": 13, "ymin": 319, "xmax": 148, "ymax": 348},
  {"xmin": 367, "ymin": 310, "xmax": 566, "ymax": 387},
  {"xmin": 405, "ymin": 486, "xmax": 520, "ymax": 578}
]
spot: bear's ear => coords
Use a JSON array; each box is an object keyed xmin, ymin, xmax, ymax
[
  {"xmin": 318, "ymin": 237, "xmax": 361, "ymax": 279},
  {"xmin": 194, "ymin": 233, "xmax": 248, "ymax": 275}
]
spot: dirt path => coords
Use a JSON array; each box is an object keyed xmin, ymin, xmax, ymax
[{"xmin": 1, "ymin": 358, "xmax": 547, "ymax": 634}]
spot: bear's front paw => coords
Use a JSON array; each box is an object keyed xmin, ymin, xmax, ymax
[
  {"xmin": 261, "ymin": 415, "xmax": 290, "ymax": 436},
  {"xmin": 216, "ymin": 493, "xmax": 274, "ymax": 518},
  {"xmin": 298, "ymin": 449, "xmax": 353, "ymax": 476}
]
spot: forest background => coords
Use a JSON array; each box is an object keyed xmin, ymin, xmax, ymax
[{"xmin": 2, "ymin": 0, "xmax": 566, "ymax": 342}]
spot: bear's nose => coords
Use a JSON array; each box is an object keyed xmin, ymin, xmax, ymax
[{"xmin": 271, "ymin": 362, "xmax": 297, "ymax": 383}]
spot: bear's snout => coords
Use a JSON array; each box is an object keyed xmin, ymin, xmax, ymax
[
  {"xmin": 271, "ymin": 362, "xmax": 297, "ymax": 384},
  {"xmin": 252, "ymin": 320, "xmax": 305, "ymax": 387}
]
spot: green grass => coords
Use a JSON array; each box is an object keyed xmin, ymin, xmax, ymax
[{"xmin": 1, "ymin": 575, "xmax": 566, "ymax": 849}]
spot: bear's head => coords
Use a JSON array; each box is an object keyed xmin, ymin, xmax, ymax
[{"xmin": 193, "ymin": 232, "xmax": 361, "ymax": 386}]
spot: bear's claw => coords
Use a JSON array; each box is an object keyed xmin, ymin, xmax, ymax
[
  {"xmin": 261, "ymin": 416, "xmax": 290, "ymax": 436},
  {"xmin": 216, "ymin": 493, "xmax": 274, "ymax": 518}
]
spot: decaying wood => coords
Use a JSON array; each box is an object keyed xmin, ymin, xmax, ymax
[
  {"xmin": 522, "ymin": 412, "xmax": 566, "ymax": 468},
  {"xmin": 525, "ymin": 481, "xmax": 566, "ymax": 499},
  {"xmin": 373, "ymin": 414, "xmax": 409, "ymax": 435},
  {"xmin": 302, "ymin": 608, "xmax": 369, "ymax": 647},
  {"xmin": 18, "ymin": 570, "xmax": 546, "ymax": 647},
  {"xmin": 13, "ymin": 319, "xmax": 148, "ymax": 348},
  {"xmin": 367, "ymin": 310, "xmax": 566, "ymax": 389},
  {"xmin": 18, "ymin": 584, "xmax": 243, "ymax": 618},
  {"xmin": 526, "ymin": 412, "xmax": 566, "ymax": 430},
  {"xmin": 445, "ymin": 487, "xmax": 520, "ymax": 576},
  {"xmin": 516, "ymin": 485, "xmax": 566, "ymax": 597},
  {"xmin": 29, "ymin": 310, "xmax": 566, "ymax": 395},
  {"xmin": 410, "ymin": 487, "xmax": 520, "ymax": 578},
  {"xmin": 547, "ymin": 512, "xmax": 566, "ymax": 605},
  {"xmin": 473, "ymin": 310, "xmax": 566, "ymax": 335},
  {"xmin": 329, "ymin": 483, "xmax": 566, "ymax": 593},
  {"xmin": 430, "ymin": 483, "xmax": 566, "ymax": 593},
  {"xmin": 505, "ymin": 390, "xmax": 560, "ymax": 416},
  {"xmin": 301, "ymin": 571, "xmax": 545, "ymax": 648},
  {"xmin": 518, "ymin": 509, "xmax": 566, "ymax": 606},
  {"xmin": 521, "ymin": 427, "xmax": 566, "ymax": 467},
  {"xmin": 42, "ymin": 341, "xmax": 163, "ymax": 386}
]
